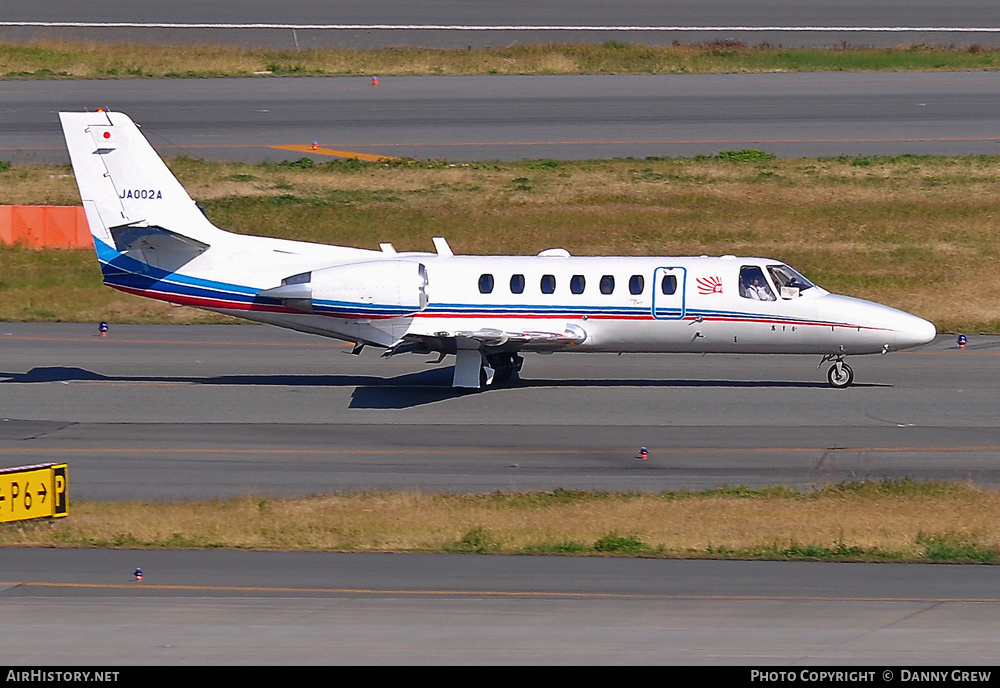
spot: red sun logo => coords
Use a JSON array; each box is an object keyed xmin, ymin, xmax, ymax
[{"xmin": 696, "ymin": 276, "xmax": 723, "ymax": 295}]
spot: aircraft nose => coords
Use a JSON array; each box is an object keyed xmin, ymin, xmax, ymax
[{"xmin": 894, "ymin": 313, "xmax": 937, "ymax": 350}]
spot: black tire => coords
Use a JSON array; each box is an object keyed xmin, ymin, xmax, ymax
[
  {"xmin": 485, "ymin": 353, "xmax": 522, "ymax": 387},
  {"xmin": 827, "ymin": 362, "xmax": 854, "ymax": 389}
]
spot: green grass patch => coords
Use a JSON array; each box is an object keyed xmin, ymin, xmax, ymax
[
  {"xmin": 714, "ymin": 150, "xmax": 777, "ymax": 163},
  {"xmin": 593, "ymin": 533, "xmax": 648, "ymax": 554},
  {"xmin": 917, "ymin": 533, "xmax": 1000, "ymax": 563},
  {"xmin": 523, "ymin": 540, "xmax": 591, "ymax": 555},
  {"xmin": 6, "ymin": 41, "xmax": 1000, "ymax": 80},
  {"xmin": 447, "ymin": 526, "xmax": 501, "ymax": 554},
  {"xmin": 705, "ymin": 542, "xmax": 887, "ymax": 562}
]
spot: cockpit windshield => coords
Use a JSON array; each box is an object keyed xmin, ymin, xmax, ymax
[{"xmin": 767, "ymin": 264, "xmax": 814, "ymax": 298}]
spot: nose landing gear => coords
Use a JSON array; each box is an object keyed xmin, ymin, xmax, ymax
[{"xmin": 820, "ymin": 353, "xmax": 854, "ymax": 389}]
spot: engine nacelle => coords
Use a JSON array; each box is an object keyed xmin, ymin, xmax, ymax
[{"xmin": 259, "ymin": 260, "xmax": 429, "ymax": 318}]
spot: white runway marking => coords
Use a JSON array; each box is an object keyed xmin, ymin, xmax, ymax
[{"xmin": 2, "ymin": 23, "xmax": 999, "ymax": 33}]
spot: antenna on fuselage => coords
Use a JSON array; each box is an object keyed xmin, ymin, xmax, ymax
[{"xmin": 432, "ymin": 237, "xmax": 454, "ymax": 256}]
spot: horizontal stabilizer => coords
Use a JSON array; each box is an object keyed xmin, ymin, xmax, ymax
[{"xmin": 108, "ymin": 223, "xmax": 209, "ymax": 273}]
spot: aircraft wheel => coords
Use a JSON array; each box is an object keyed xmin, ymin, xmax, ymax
[
  {"xmin": 485, "ymin": 353, "xmax": 523, "ymax": 387},
  {"xmin": 827, "ymin": 362, "xmax": 854, "ymax": 389}
]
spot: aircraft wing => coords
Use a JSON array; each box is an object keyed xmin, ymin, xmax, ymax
[{"xmin": 386, "ymin": 321, "xmax": 587, "ymax": 356}]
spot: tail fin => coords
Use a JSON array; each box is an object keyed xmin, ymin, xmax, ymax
[{"xmin": 59, "ymin": 111, "xmax": 226, "ymax": 251}]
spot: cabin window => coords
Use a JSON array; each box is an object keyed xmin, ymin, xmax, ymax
[
  {"xmin": 629, "ymin": 275, "xmax": 644, "ymax": 295},
  {"xmin": 570, "ymin": 275, "xmax": 586, "ymax": 294},
  {"xmin": 600, "ymin": 275, "xmax": 615, "ymax": 294},
  {"xmin": 660, "ymin": 275, "xmax": 677, "ymax": 295},
  {"xmin": 540, "ymin": 274, "xmax": 556, "ymax": 294},
  {"xmin": 739, "ymin": 266, "xmax": 776, "ymax": 301},
  {"xmin": 478, "ymin": 274, "xmax": 495, "ymax": 294},
  {"xmin": 510, "ymin": 274, "xmax": 525, "ymax": 294}
]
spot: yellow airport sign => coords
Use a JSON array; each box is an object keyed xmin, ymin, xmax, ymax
[{"xmin": 0, "ymin": 463, "xmax": 67, "ymax": 523}]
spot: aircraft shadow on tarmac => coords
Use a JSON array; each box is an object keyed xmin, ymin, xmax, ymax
[
  {"xmin": 348, "ymin": 377, "xmax": 857, "ymax": 409},
  {"xmin": 0, "ymin": 366, "xmax": 883, "ymax": 409}
]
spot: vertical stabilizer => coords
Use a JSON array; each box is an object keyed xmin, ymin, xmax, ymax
[{"xmin": 59, "ymin": 111, "xmax": 225, "ymax": 246}]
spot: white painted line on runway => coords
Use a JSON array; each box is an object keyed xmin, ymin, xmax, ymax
[{"xmin": 2, "ymin": 23, "xmax": 999, "ymax": 33}]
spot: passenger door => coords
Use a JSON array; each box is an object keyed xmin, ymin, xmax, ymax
[{"xmin": 652, "ymin": 267, "xmax": 686, "ymax": 320}]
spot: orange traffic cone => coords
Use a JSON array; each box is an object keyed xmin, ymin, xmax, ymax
[
  {"xmin": 311, "ymin": 141, "xmax": 318, "ymax": 151},
  {"xmin": 372, "ymin": 76, "xmax": 379, "ymax": 86}
]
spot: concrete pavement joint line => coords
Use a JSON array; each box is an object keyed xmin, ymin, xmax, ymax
[
  {"xmin": 0, "ymin": 446, "xmax": 997, "ymax": 455},
  {"xmin": 6, "ymin": 581, "xmax": 1000, "ymax": 602},
  {"xmin": 2, "ymin": 23, "xmax": 1000, "ymax": 32}
]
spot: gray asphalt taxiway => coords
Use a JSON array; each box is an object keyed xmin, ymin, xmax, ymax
[
  {"xmin": 4, "ymin": 550, "xmax": 1000, "ymax": 665},
  {"xmin": 7, "ymin": 72, "xmax": 1000, "ymax": 163},
  {"xmin": 1, "ymin": 323, "xmax": 998, "ymax": 665},
  {"xmin": 5, "ymin": 0, "xmax": 1000, "ymax": 49},
  {"xmin": 0, "ymin": 323, "xmax": 996, "ymax": 499}
]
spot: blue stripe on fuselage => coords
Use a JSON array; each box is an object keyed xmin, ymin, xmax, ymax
[{"xmin": 95, "ymin": 239, "xmax": 861, "ymax": 327}]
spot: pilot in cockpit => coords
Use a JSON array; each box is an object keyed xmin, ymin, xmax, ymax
[
  {"xmin": 750, "ymin": 276, "xmax": 775, "ymax": 301},
  {"xmin": 740, "ymin": 266, "xmax": 776, "ymax": 301}
]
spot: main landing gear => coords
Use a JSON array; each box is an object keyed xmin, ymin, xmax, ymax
[
  {"xmin": 484, "ymin": 352, "xmax": 524, "ymax": 387},
  {"xmin": 820, "ymin": 353, "xmax": 854, "ymax": 389},
  {"xmin": 455, "ymin": 349, "xmax": 524, "ymax": 389}
]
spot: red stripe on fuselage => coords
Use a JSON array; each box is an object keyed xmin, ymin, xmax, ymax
[
  {"xmin": 111, "ymin": 285, "xmax": 400, "ymax": 319},
  {"xmin": 112, "ymin": 285, "xmax": 293, "ymax": 313}
]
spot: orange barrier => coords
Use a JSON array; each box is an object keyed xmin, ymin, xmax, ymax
[{"xmin": 0, "ymin": 206, "xmax": 92, "ymax": 249}]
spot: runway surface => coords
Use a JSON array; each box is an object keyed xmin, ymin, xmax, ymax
[
  {"xmin": 5, "ymin": 72, "xmax": 1000, "ymax": 163},
  {"xmin": 3, "ymin": 0, "xmax": 1000, "ymax": 49},
  {"xmin": 0, "ymin": 323, "xmax": 995, "ymax": 500},
  {"xmin": 4, "ymin": 549, "xmax": 1000, "ymax": 664}
]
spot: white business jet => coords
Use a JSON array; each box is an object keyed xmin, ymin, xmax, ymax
[{"xmin": 59, "ymin": 111, "xmax": 936, "ymax": 389}]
